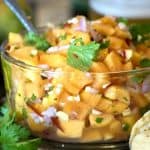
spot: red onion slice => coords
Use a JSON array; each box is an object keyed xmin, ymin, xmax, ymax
[
  {"xmin": 76, "ymin": 16, "xmax": 88, "ymax": 32},
  {"xmin": 142, "ymin": 75, "xmax": 150, "ymax": 93},
  {"xmin": 47, "ymin": 45, "xmax": 69, "ymax": 53}
]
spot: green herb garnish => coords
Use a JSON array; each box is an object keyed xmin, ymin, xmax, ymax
[
  {"xmin": 31, "ymin": 94, "xmax": 37, "ymax": 101},
  {"xmin": 140, "ymin": 58, "xmax": 150, "ymax": 67},
  {"xmin": 24, "ymin": 32, "xmax": 51, "ymax": 51},
  {"xmin": 129, "ymin": 24, "xmax": 150, "ymax": 43},
  {"xmin": 18, "ymin": 93, "xmax": 21, "ymax": 97},
  {"xmin": 0, "ymin": 106, "xmax": 41, "ymax": 150},
  {"xmin": 117, "ymin": 17, "xmax": 128, "ymax": 25},
  {"xmin": 95, "ymin": 117, "xmax": 103, "ymax": 123},
  {"xmin": 122, "ymin": 123, "xmax": 130, "ymax": 131},
  {"xmin": 25, "ymin": 94, "xmax": 37, "ymax": 104},
  {"xmin": 67, "ymin": 39, "xmax": 109, "ymax": 71}
]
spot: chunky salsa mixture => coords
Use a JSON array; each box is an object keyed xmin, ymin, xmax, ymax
[{"xmin": 4, "ymin": 16, "xmax": 150, "ymax": 142}]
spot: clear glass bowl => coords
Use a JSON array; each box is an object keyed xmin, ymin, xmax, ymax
[{"xmin": 1, "ymin": 41, "xmax": 150, "ymax": 149}]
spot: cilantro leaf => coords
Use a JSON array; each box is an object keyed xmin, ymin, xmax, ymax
[
  {"xmin": 1, "ymin": 138, "xmax": 41, "ymax": 150},
  {"xmin": 0, "ymin": 105, "xmax": 41, "ymax": 150},
  {"xmin": 122, "ymin": 123, "xmax": 130, "ymax": 131},
  {"xmin": 67, "ymin": 40, "xmax": 103, "ymax": 71},
  {"xmin": 95, "ymin": 117, "xmax": 103, "ymax": 123},
  {"xmin": 24, "ymin": 32, "xmax": 51, "ymax": 51},
  {"xmin": 140, "ymin": 58, "xmax": 150, "ymax": 67}
]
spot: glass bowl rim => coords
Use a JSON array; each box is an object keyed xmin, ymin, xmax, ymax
[{"xmin": 0, "ymin": 28, "xmax": 150, "ymax": 76}]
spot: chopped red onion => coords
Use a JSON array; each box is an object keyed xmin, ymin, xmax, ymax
[
  {"xmin": 38, "ymin": 64, "xmax": 49, "ymax": 70},
  {"xmin": 142, "ymin": 75, "xmax": 150, "ymax": 93},
  {"xmin": 47, "ymin": 45, "xmax": 69, "ymax": 54},
  {"xmin": 75, "ymin": 16, "xmax": 88, "ymax": 32},
  {"xmin": 42, "ymin": 107, "xmax": 57, "ymax": 118}
]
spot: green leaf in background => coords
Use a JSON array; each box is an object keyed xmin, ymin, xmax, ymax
[
  {"xmin": 129, "ymin": 24, "xmax": 150, "ymax": 43},
  {"xmin": 0, "ymin": 0, "xmax": 31, "ymax": 44},
  {"xmin": 117, "ymin": 17, "xmax": 128, "ymax": 25},
  {"xmin": 140, "ymin": 58, "xmax": 150, "ymax": 67}
]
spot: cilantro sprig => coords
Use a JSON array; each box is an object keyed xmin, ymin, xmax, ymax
[
  {"xmin": 95, "ymin": 117, "xmax": 103, "ymax": 123},
  {"xmin": 122, "ymin": 123, "xmax": 130, "ymax": 132},
  {"xmin": 0, "ymin": 105, "xmax": 41, "ymax": 150},
  {"xmin": 67, "ymin": 39, "xmax": 109, "ymax": 71},
  {"xmin": 24, "ymin": 32, "xmax": 51, "ymax": 51}
]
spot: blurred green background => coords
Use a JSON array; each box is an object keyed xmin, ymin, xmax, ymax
[{"xmin": 0, "ymin": 0, "xmax": 31, "ymax": 43}]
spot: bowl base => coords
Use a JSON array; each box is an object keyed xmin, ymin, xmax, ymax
[{"xmin": 40, "ymin": 140, "xmax": 129, "ymax": 150}]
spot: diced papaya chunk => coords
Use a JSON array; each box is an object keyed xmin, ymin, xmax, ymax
[
  {"xmin": 27, "ymin": 111, "xmax": 47, "ymax": 132},
  {"xmin": 51, "ymin": 73, "xmax": 80, "ymax": 95},
  {"xmin": 100, "ymin": 16, "xmax": 117, "ymax": 27},
  {"xmin": 131, "ymin": 51, "xmax": 141, "ymax": 66},
  {"xmin": 8, "ymin": 32, "xmax": 23, "ymax": 44},
  {"xmin": 107, "ymin": 36, "xmax": 128, "ymax": 50},
  {"xmin": 90, "ymin": 62, "xmax": 109, "ymax": 73},
  {"xmin": 42, "ymin": 95, "xmax": 57, "ymax": 110},
  {"xmin": 9, "ymin": 46, "xmax": 38, "ymax": 66},
  {"xmin": 63, "ymin": 101, "xmax": 90, "ymax": 120},
  {"xmin": 80, "ymin": 90, "xmax": 101, "ymax": 107},
  {"xmin": 115, "ymin": 27, "xmax": 131, "ymax": 39},
  {"xmin": 111, "ymin": 101, "xmax": 128, "ymax": 114},
  {"xmin": 104, "ymin": 85, "xmax": 130, "ymax": 104},
  {"xmin": 69, "ymin": 70, "xmax": 93, "ymax": 91},
  {"xmin": 96, "ymin": 97, "xmax": 113, "ymax": 113},
  {"xmin": 130, "ymin": 92, "xmax": 149, "ymax": 108},
  {"xmin": 92, "ymin": 24, "xmax": 115, "ymax": 36},
  {"xmin": 72, "ymin": 31, "xmax": 91, "ymax": 44},
  {"xmin": 24, "ymin": 81, "xmax": 44, "ymax": 98},
  {"xmin": 124, "ymin": 61, "xmax": 133, "ymax": 71},
  {"xmin": 96, "ymin": 98, "xmax": 128, "ymax": 114},
  {"xmin": 104, "ymin": 51, "xmax": 123, "ymax": 72},
  {"xmin": 89, "ymin": 114, "xmax": 114, "ymax": 128},
  {"xmin": 57, "ymin": 120, "xmax": 85, "ymax": 138},
  {"xmin": 92, "ymin": 74, "xmax": 111, "ymax": 92},
  {"xmin": 121, "ymin": 113, "xmax": 140, "ymax": 133},
  {"xmin": 82, "ymin": 127, "xmax": 103, "ymax": 142},
  {"xmin": 39, "ymin": 53, "xmax": 67, "ymax": 68},
  {"xmin": 109, "ymin": 120, "xmax": 127, "ymax": 139}
]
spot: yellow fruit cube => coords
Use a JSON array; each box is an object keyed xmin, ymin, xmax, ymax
[
  {"xmin": 39, "ymin": 53, "xmax": 67, "ymax": 68},
  {"xmin": 63, "ymin": 101, "xmax": 90, "ymax": 120},
  {"xmin": 80, "ymin": 90, "xmax": 101, "ymax": 107},
  {"xmin": 104, "ymin": 51, "xmax": 123, "ymax": 72},
  {"xmin": 104, "ymin": 85, "xmax": 130, "ymax": 104},
  {"xmin": 57, "ymin": 120, "xmax": 85, "ymax": 138},
  {"xmin": 89, "ymin": 114, "xmax": 114, "ymax": 128}
]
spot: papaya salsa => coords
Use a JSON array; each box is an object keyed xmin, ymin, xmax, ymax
[{"xmin": 4, "ymin": 16, "xmax": 150, "ymax": 142}]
